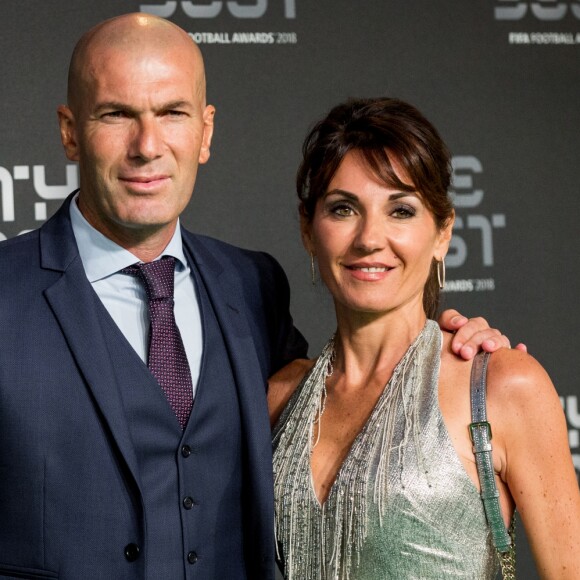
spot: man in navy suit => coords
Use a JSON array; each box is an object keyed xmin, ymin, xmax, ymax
[{"xmin": 0, "ymin": 13, "xmax": 513, "ymax": 580}]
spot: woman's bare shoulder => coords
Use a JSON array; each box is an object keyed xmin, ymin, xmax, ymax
[
  {"xmin": 486, "ymin": 348, "xmax": 555, "ymax": 403},
  {"xmin": 268, "ymin": 358, "xmax": 316, "ymax": 428},
  {"xmin": 485, "ymin": 348, "xmax": 565, "ymax": 451}
]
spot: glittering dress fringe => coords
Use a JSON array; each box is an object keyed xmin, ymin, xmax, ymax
[{"xmin": 272, "ymin": 320, "xmax": 499, "ymax": 579}]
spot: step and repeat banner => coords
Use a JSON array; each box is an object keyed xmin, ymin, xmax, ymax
[{"xmin": 1, "ymin": 1, "xmax": 578, "ymax": 576}]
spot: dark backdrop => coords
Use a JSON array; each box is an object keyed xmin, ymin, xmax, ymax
[{"xmin": 1, "ymin": 2, "xmax": 579, "ymax": 577}]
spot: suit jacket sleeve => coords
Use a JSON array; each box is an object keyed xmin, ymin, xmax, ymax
[{"xmin": 256, "ymin": 251, "xmax": 309, "ymax": 374}]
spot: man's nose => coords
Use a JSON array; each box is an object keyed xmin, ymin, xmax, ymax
[{"xmin": 130, "ymin": 116, "xmax": 164, "ymax": 161}]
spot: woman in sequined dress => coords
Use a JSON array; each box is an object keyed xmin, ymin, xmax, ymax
[{"xmin": 268, "ymin": 98, "xmax": 580, "ymax": 579}]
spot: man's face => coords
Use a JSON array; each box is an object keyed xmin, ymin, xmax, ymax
[{"xmin": 59, "ymin": 43, "xmax": 214, "ymax": 247}]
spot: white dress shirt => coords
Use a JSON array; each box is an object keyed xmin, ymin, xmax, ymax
[{"xmin": 69, "ymin": 195, "xmax": 203, "ymax": 398}]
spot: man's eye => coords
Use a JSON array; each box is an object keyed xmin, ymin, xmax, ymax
[{"xmin": 102, "ymin": 111, "xmax": 126, "ymax": 119}]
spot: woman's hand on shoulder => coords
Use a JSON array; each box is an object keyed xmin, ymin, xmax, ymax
[
  {"xmin": 487, "ymin": 349, "xmax": 580, "ymax": 579},
  {"xmin": 268, "ymin": 359, "xmax": 315, "ymax": 429}
]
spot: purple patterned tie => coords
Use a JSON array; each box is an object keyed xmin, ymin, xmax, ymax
[{"xmin": 122, "ymin": 257, "xmax": 193, "ymax": 430}]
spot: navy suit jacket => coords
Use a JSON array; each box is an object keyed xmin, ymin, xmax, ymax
[{"xmin": 0, "ymin": 195, "xmax": 307, "ymax": 579}]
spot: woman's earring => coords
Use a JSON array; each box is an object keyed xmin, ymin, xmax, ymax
[
  {"xmin": 310, "ymin": 253, "xmax": 316, "ymax": 285},
  {"xmin": 437, "ymin": 259, "xmax": 446, "ymax": 290}
]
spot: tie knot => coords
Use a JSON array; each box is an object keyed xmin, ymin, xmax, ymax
[{"xmin": 123, "ymin": 256, "xmax": 176, "ymax": 301}]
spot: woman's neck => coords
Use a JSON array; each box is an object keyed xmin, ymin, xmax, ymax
[{"xmin": 331, "ymin": 302, "xmax": 427, "ymax": 388}]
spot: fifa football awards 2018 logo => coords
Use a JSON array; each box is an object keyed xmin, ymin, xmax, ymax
[
  {"xmin": 139, "ymin": 0, "xmax": 296, "ymax": 18},
  {"xmin": 495, "ymin": 0, "xmax": 580, "ymax": 44},
  {"xmin": 0, "ymin": 164, "xmax": 77, "ymax": 241},
  {"xmin": 139, "ymin": 1, "xmax": 299, "ymax": 45},
  {"xmin": 444, "ymin": 156, "xmax": 506, "ymax": 293},
  {"xmin": 495, "ymin": 0, "xmax": 580, "ymax": 20},
  {"xmin": 448, "ymin": 156, "xmax": 506, "ymax": 270},
  {"xmin": 560, "ymin": 396, "xmax": 580, "ymax": 484}
]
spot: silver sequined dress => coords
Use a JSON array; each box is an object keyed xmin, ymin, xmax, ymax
[{"xmin": 272, "ymin": 320, "xmax": 499, "ymax": 579}]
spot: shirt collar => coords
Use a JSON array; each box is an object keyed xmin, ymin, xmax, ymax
[{"xmin": 69, "ymin": 193, "xmax": 188, "ymax": 283}]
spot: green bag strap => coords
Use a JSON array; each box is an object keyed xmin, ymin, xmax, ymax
[{"xmin": 469, "ymin": 352, "xmax": 516, "ymax": 578}]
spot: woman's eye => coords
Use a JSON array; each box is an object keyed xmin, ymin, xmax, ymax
[
  {"xmin": 392, "ymin": 205, "xmax": 415, "ymax": 218},
  {"xmin": 331, "ymin": 204, "xmax": 354, "ymax": 217}
]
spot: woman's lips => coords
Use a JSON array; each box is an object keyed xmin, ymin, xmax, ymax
[{"xmin": 344, "ymin": 262, "xmax": 393, "ymax": 281}]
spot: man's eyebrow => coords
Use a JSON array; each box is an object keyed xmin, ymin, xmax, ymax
[
  {"xmin": 158, "ymin": 100, "xmax": 194, "ymax": 111},
  {"xmin": 92, "ymin": 101, "xmax": 135, "ymax": 114},
  {"xmin": 92, "ymin": 100, "xmax": 193, "ymax": 114}
]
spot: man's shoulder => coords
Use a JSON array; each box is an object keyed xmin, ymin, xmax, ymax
[
  {"xmin": 182, "ymin": 229, "xmax": 257, "ymax": 255},
  {"xmin": 0, "ymin": 230, "xmax": 45, "ymax": 300},
  {"xmin": 182, "ymin": 230, "xmax": 280, "ymax": 272},
  {"xmin": 0, "ymin": 229, "xmax": 41, "ymax": 263},
  {"xmin": 0, "ymin": 195, "xmax": 72, "ymax": 267},
  {"xmin": 181, "ymin": 230, "xmax": 290, "ymax": 308}
]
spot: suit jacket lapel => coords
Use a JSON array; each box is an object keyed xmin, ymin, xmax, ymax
[
  {"xmin": 181, "ymin": 233, "xmax": 271, "ymax": 423},
  {"xmin": 40, "ymin": 196, "xmax": 142, "ymax": 491}
]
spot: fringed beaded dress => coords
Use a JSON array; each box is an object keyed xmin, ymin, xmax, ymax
[{"xmin": 272, "ymin": 320, "xmax": 499, "ymax": 579}]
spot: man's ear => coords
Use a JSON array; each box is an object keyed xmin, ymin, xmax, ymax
[
  {"xmin": 198, "ymin": 104, "xmax": 216, "ymax": 164},
  {"xmin": 57, "ymin": 105, "xmax": 80, "ymax": 162}
]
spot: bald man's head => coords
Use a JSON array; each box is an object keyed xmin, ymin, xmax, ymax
[
  {"xmin": 57, "ymin": 13, "xmax": 215, "ymax": 258},
  {"xmin": 67, "ymin": 13, "xmax": 206, "ymax": 114}
]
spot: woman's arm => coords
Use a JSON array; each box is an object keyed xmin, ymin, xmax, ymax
[{"xmin": 488, "ymin": 350, "xmax": 580, "ymax": 579}]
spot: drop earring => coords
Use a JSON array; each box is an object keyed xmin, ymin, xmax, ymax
[{"xmin": 437, "ymin": 259, "xmax": 446, "ymax": 290}]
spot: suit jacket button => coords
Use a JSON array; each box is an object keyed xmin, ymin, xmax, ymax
[
  {"xmin": 124, "ymin": 543, "xmax": 140, "ymax": 562},
  {"xmin": 183, "ymin": 496, "xmax": 194, "ymax": 510},
  {"xmin": 181, "ymin": 445, "xmax": 192, "ymax": 458},
  {"xmin": 187, "ymin": 551, "xmax": 198, "ymax": 564}
]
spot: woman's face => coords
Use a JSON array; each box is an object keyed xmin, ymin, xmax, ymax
[{"xmin": 302, "ymin": 151, "xmax": 453, "ymax": 318}]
